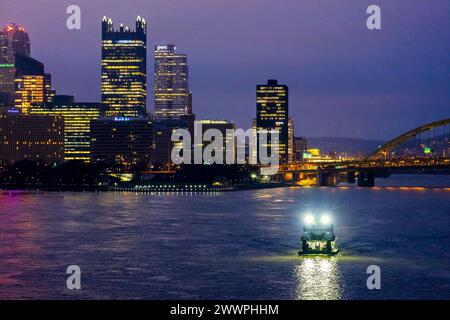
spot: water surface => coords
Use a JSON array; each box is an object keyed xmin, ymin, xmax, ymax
[{"xmin": 0, "ymin": 175, "xmax": 449, "ymax": 299}]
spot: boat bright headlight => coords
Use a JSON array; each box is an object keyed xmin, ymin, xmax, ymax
[
  {"xmin": 304, "ymin": 214, "xmax": 315, "ymax": 225},
  {"xmin": 320, "ymin": 214, "xmax": 332, "ymax": 225}
]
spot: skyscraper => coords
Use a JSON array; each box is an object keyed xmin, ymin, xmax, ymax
[
  {"xmin": 101, "ymin": 16, "xmax": 147, "ymax": 117},
  {"xmin": 0, "ymin": 23, "xmax": 30, "ymax": 58},
  {"xmin": 154, "ymin": 44, "xmax": 190, "ymax": 119},
  {"xmin": 256, "ymin": 79, "xmax": 289, "ymax": 164},
  {"xmin": 0, "ymin": 24, "xmax": 54, "ymax": 113},
  {"xmin": 288, "ymin": 117, "xmax": 295, "ymax": 163},
  {"xmin": 13, "ymin": 54, "xmax": 54, "ymax": 114},
  {"xmin": 0, "ymin": 23, "xmax": 30, "ymax": 107}
]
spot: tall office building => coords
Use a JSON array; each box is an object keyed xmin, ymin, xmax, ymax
[
  {"xmin": 101, "ymin": 16, "xmax": 147, "ymax": 117},
  {"xmin": 154, "ymin": 44, "xmax": 190, "ymax": 119},
  {"xmin": 0, "ymin": 23, "xmax": 30, "ymax": 58},
  {"xmin": 288, "ymin": 117, "xmax": 295, "ymax": 163},
  {"xmin": 0, "ymin": 110, "xmax": 64, "ymax": 162},
  {"xmin": 256, "ymin": 79, "xmax": 289, "ymax": 163},
  {"xmin": 250, "ymin": 118, "xmax": 258, "ymax": 164},
  {"xmin": 30, "ymin": 103, "xmax": 106, "ymax": 162},
  {"xmin": 0, "ymin": 24, "xmax": 54, "ymax": 112},
  {"xmin": 0, "ymin": 23, "xmax": 30, "ymax": 107},
  {"xmin": 13, "ymin": 54, "xmax": 54, "ymax": 114}
]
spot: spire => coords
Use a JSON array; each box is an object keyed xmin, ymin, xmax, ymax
[
  {"xmin": 136, "ymin": 16, "xmax": 147, "ymax": 35},
  {"xmin": 102, "ymin": 16, "xmax": 111, "ymax": 35}
]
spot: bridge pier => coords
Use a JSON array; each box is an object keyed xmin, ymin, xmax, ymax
[
  {"xmin": 357, "ymin": 171, "xmax": 375, "ymax": 187},
  {"xmin": 317, "ymin": 170, "xmax": 338, "ymax": 187},
  {"xmin": 275, "ymin": 174, "xmax": 285, "ymax": 183},
  {"xmin": 347, "ymin": 171, "xmax": 356, "ymax": 184}
]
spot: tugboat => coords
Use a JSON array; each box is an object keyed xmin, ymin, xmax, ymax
[{"xmin": 298, "ymin": 214, "xmax": 339, "ymax": 256}]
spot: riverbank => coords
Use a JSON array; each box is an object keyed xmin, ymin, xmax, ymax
[
  {"xmin": 113, "ymin": 182, "xmax": 292, "ymax": 193},
  {"xmin": 0, "ymin": 182, "xmax": 292, "ymax": 193}
]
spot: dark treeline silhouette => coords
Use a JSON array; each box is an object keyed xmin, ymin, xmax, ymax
[
  {"xmin": 0, "ymin": 161, "xmax": 261, "ymax": 190},
  {"xmin": 153, "ymin": 164, "xmax": 259, "ymax": 184},
  {"xmin": 0, "ymin": 160, "xmax": 108, "ymax": 190}
]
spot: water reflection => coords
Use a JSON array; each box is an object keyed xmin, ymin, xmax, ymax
[{"xmin": 294, "ymin": 257, "xmax": 343, "ymax": 300}]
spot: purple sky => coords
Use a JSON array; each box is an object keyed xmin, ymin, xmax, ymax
[{"xmin": 1, "ymin": 0, "xmax": 449, "ymax": 139}]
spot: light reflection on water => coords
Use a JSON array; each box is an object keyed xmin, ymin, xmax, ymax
[{"xmin": 294, "ymin": 257, "xmax": 342, "ymax": 300}]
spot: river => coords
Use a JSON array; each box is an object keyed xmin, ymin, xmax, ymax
[{"xmin": 0, "ymin": 175, "xmax": 449, "ymax": 299}]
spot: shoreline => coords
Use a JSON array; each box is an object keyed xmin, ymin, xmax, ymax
[
  {"xmin": 2, "ymin": 184, "xmax": 450, "ymax": 194},
  {"xmin": 0, "ymin": 182, "xmax": 294, "ymax": 193}
]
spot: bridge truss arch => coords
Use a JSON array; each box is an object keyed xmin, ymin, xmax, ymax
[{"xmin": 364, "ymin": 118, "xmax": 450, "ymax": 161}]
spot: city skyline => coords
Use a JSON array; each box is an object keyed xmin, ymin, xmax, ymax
[
  {"xmin": 0, "ymin": 1, "xmax": 450, "ymax": 304},
  {"xmin": 0, "ymin": 0, "xmax": 449, "ymax": 140}
]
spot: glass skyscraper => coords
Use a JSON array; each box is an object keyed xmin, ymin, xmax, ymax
[
  {"xmin": 0, "ymin": 23, "xmax": 54, "ymax": 113},
  {"xmin": 154, "ymin": 44, "xmax": 190, "ymax": 119},
  {"xmin": 256, "ymin": 79, "xmax": 289, "ymax": 164},
  {"xmin": 101, "ymin": 16, "xmax": 147, "ymax": 117},
  {"xmin": 0, "ymin": 23, "xmax": 30, "ymax": 107}
]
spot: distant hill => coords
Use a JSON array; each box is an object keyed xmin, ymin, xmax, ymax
[{"xmin": 306, "ymin": 137, "xmax": 386, "ymax": 158}]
